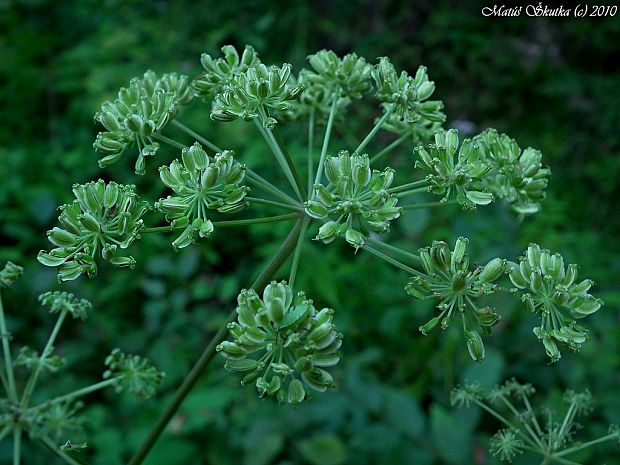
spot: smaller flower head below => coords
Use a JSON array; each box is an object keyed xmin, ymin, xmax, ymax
[
  {"xmin": 94, "ymin": 70, "xmax": 193, "ymax": 174},
  {"xmin": 0, "ymin": 261, "xmax": 23, "ymax": 288},
  {"xmin": 306, "ymin": 150, "xmax": 402, "ymax": 251},
  {"xmin": 38, "ymin": 180, "xmax": 149, "ymax": 282},
  {"xmin": 193, "ymin": 44, "xmax": 261, "ymax": 102},
  {"xmin": 372, "ymin": 57, "xmax": 445, "ymax": 125},
  {"xmin": 490, "ymin": 429, "xmax": 524, "ymax": 463},
  {"xmin": 407, "ymin": 237, "xmax": 506, "ymax": 362},
  {"xmin": 507, "ymin": 243, "xmax": 602, "ymax": 362},
  {"xmin": 39, "ymin": 291, "xmax": 92, "ymax": 320},
  {"xmin": 211, "ymin": 63, "xmax": 303, "ymax": 128},
  {"xmin": 414, "ymin": 128, "xmax": 493, "ymax": 210},
  {"xmin": 474, "ymin": 129, "xmax": 551, "ymax": 215},
  {"xmin": 304, "ymin": 50, "xmax": 373, "ymax": 100},
  {"xmin": 218, "ymin": 281, "xmax": 342, "ymax": 405},
  {"xmin": 156, "ymin": 142, "xmax": 249, "ymax": 250},
  {"xmin": 103, "ymin": 348, "xmax": 164, "ymax": 399}
]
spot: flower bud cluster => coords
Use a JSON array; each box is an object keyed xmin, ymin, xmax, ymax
[
  {"xmin": 407, "ymin": 237, "xmax": 506, "ymax": 362},
  {"xmin": 0, "ymin": 261, "xmax": 23, "ymax": 288},
  {"xmin": 39, "ymin": 291, "xmax": 92, "ymax": 320},
  {"xmin": 156, "ymin": 143, "xmax": 248, "ymax": 250},
  {"xmin": 193, "ymin": 45, "xmax": 261, "ymax": 101},
  {"xmin": 473, "ymin": 129, "xmax": 551, "ymax": 215},
  {"xmin": 38, "ymin": 180, "xmax": 149, "ymax": 281},
  {"xmin": 507, "ymin": 243, "xmax": 602, "ymax": 362},
  {"xmin": 103, "ymin": 348, "xmax": 165, "ymax": 399},
  {"xmin": 306, "ymin": 151, "xmax": 402, "ymax": 250},
  {"xmin": 217, "ymin": 281, "xmax": 342, "ymax": 404},
  {"xmin": 211, "ymin": 63, "xmax": 303, "ymax": 128},
  {"xmin": 94, "ymin": 70, "xmax": 193, "ymax": 174},
  {"xmin": 372, "ymin": 57, "xmax": 445, "ymax": 125},
  {"xmin": 414, "ymin": 128, "xmax": 552, "ymax": 214},
  {"xmin": 304, "ymin": 50, "xmax": 373, "ymax": 100},
  {"xmin": 414, "ymin": 129, "xmax": 493, "ymax": 210}
]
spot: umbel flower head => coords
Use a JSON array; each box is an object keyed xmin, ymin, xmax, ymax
[
  {"xmin": 39, "ymin": 291, "xmax": 92, "ymax": 320},
  {"xmin": 489, "ymin": 429, "xmax": 524, "ymax": 463},
  {"xmin": 306, "ymin": 150, "xmax": 402, "ymax": 251},
  {"xmin": 217, "ymin": 281, "xmax": 342, "ymax": 405},
  {"xmin": 192, "ymin": 44, "xmax": 261, "ymax": 101},
  {"xmin": 474, "ymin": 129, "xmax": 551, "ymax": 215},
  {"xmin": 406, "ymin": 237, "xmax": 506, "ymax": 362},
  {"xmin": 414, "ymin": 128, "xmax": 493, "ymax": 209},
  {"xmin": 94, "ymin": 70, "xmax": 193, "ymax": 175},
  {"xmin": 304, "ymin": 50, "xmax": 373, "ymax": 100},
  {"xmin": 0, "ymin": 261, "xmax": 23, "ymax": 288},
  {"xmin": 372, "ymin": 57, "xmax": 445, "ymax": 124},
  {"xmin": 156, "ymin": 142, "xmax": 249, "ymax": 250},
  {"xmin": 507, "ymin": 243, "xmax": 603, "ymax": 362},
  {"xmin": 38, "ymin": 180, "xmax": 149, "ymax": 281},
  {"xmin": 103, "ymin": 349, "xmax": 165, "ymax": 399},
  {"xmin": 211, "ymin": 63, "xmax": 303, "ymax": 128}
]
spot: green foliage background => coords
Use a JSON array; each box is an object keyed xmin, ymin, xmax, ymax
[{"xmin": 1, "ymin": 0, "xmax": 619, "ymax": 463}]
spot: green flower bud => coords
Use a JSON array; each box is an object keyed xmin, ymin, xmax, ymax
[{"xmin": 0, "ymin": 262, "xmax": 24, "ymax": 288}]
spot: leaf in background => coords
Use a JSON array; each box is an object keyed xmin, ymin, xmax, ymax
[{"xmin": 298, "ymin": 433, "xmax": 347, "ymax": 465}]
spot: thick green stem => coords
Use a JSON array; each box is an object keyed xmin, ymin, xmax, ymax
[
  {"xmin": 312, "ymin": 95, "xmax": 338, "ymax": 195},
  {"xmin": 269, "ymin": 123, "xmax": 307, "ymax": 200},
  {"xmin": 397, "ymin": 187, "xmax": 431, "ymax": 198},
  {"xmin": 0, "ymin": 424, "xmax": 11, "ymax": 442},
  {"xmin": 21, "ymin": 310, "xmax": 67, "ymax": 407},
  {"xmin": 30, "ymin": 378, "xmax": 119, "ymax": 410},
  {"xmin": 554, "ymin": 433, "xmax": 618, "ymax": 458},
  {"xmin": 289, "ymin": 217, "xmax": 310, "ymax": 289},
  {"xmin": 0, "ymin": 290, "xmax": 17, "ymax": 402},
  {"xmin": 151, "ymin": 133, "xmax": 186, "ymax": 150},
  {"xmin": 369, "ymin": 133, "xmax": 410, "ymax": 164},
  {"xmin": 245, "ymin": 171, "xmax": 300, "ymax": 207},
  {"xmin": 127, "ymin": 220, "xmax": 304, "ymax": 465},
  {"xmin": 389, "ymin": 179, "xmax": 430, "ymax": 193},
  {"xmin": 247, "ymin": 197, "xmax": 304, "ymax": 213},
  {"xmin": 254, "ymin": 119, "xmax": 303, "ymax": 201},
  {"xmin": 214, "ymin": 214, "xmax": 301, "ymax": 228},
  {"xmin": 362, "ymin": 243, "xmax": 419, "ymax": 275},
  {"xmin": 402, "ymin": 201, "xmax": 454, "ymax": 210},
  {"xmin": 307, "ymin": 108, "xmax": 315, "ymax": 194},
  {"xmin": 143, "ymin": 225, "xmax": 181, "ymax": 234},
  {"xmin": 354, "ymin": 105, "xmax": 395, "ymax": 156},
  {"xmin": 13, "ymin": 427, "xmax": 21, "ymax": 465},
  {"xmin": 171, "ymin": 120, "xmax": 223, "ymax": 153}
]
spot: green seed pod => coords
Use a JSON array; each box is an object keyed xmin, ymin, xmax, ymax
[
  {"xmin": 508, "ymin": 262, "xmax": 528, "ymax": 288},
  {"xmin": 288, "ymin": 378, "xmax": 305, "ymax": 405},
  {"xmin": 109, "ymin": 256, "xmax": 136, "ymax": 268},
  {"xmin": 344, "ymin": 228, "xmax": 364, "ymax": 251},
  {"xmin": 316, "ymin": 221, "xmax": 339, "ymax": 243},
  {"xmin": 305, "ymin": 201, "xmax": 329, "ymax": 219},
  {"xmin": 79, "ymin": 212, "xmax": 100, "ymax": 233},
  {"xmin": 542, "ymin": 336, "xmax": 560, "ymax": 363},
  {"xmin": 225, "ymin": 359, "xmax": 259, "ymax": 372},
  {"xmin": 527, "ymin": 243, "xmax": 541, "ymax": 269},
  {"xmin": 451, "ymin": 237, "xmax": 468, "ymax": 270},
  {"xmin": 465, "ymin": 330, "xmax": 485, "ymax": 362},
  {"xmin": 479, "ymin": 258, "xmax": 506, "ymax": 283},
  {"xmin": 48, "ymin": 227, "xmax": 77, "ymax": 247},
  {"xmin": 419, "ymin": 316, "xmax": 440, "ymax": 335},
  {"xmin": 419, "ymin": 247, "xmax": 435, "ymax": 275}
]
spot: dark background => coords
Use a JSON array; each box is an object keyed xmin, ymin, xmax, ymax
[{"xmin": 1, "ymin": 1, "xmax": 619, "ymax": 464}]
